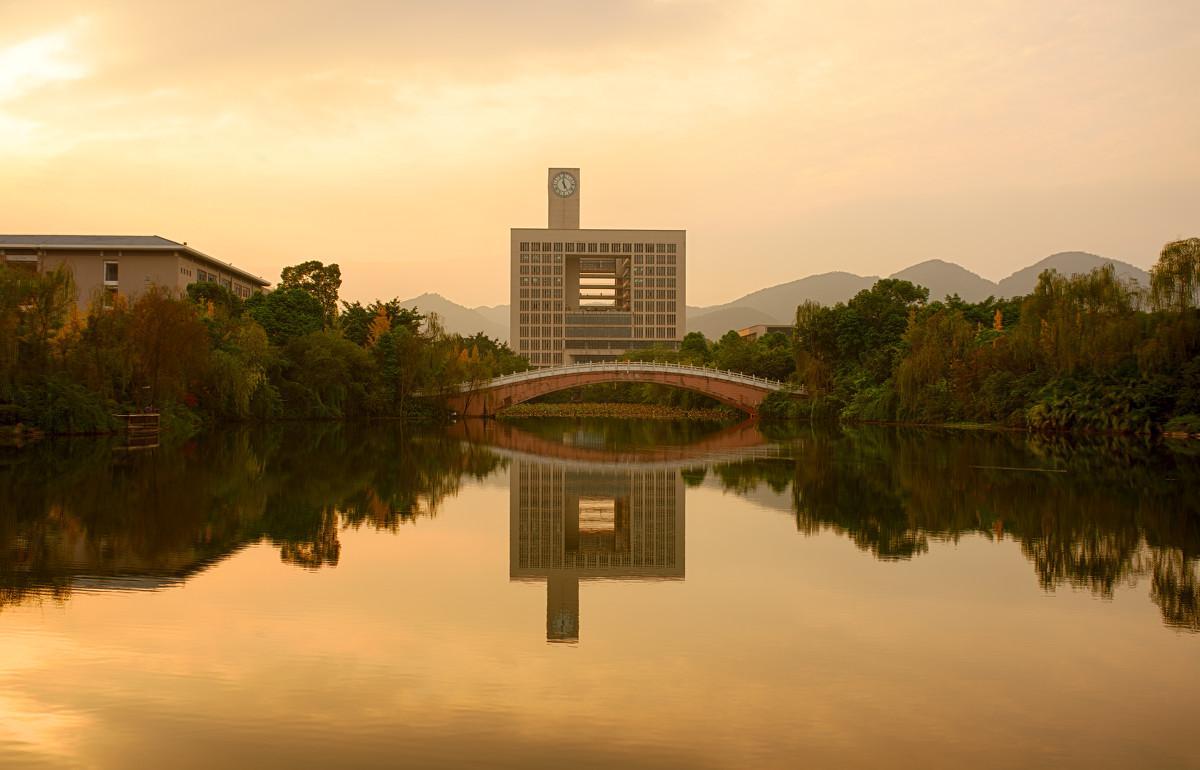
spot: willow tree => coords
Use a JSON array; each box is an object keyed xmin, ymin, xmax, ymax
[{"xmin": 1150, "ymin": 237, "xmax": 1200, "ymax": 313}]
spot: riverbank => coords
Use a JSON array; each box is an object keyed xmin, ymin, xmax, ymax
[{"xmin": 498, "ymin": 402, "xmax": 739, "ymax": 421}]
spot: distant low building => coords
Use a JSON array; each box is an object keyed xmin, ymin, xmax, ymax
[
  {"xmin": 737, "ymin": 323, "xmax": 792, "ymax": 342},
  {"xmin": 0, "ymin": 235, "xmax": 269, "ymax": 308}
]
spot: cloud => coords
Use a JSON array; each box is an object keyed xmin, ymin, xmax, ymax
[
  {"xmin": 0, "ymin": 0, "xmax": 1197, "ymax": 305},
  {"xmin": 0, "ymin": 22, "xmax": 89, "ymax": 102}
]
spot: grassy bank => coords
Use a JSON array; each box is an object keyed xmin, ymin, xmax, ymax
[{"xmin": 498, "ymin": 402, "xmax": 740, "ymax": 421}]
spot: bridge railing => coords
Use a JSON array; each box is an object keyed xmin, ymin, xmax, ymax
[{"xmin": 451, "ymin": 361, "xmax": 793, "ymax": 393}]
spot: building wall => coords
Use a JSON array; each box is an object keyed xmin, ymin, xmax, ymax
[
  {"xmin": 509, "ymin": 228, "xmax": 686, "ymax": 367},
  {"xmin": 32, "ymin": 250, "xmax": 263, "ymax": 309},
  {"xmin": 42, "ymin": 249, "xmax": 186, "ymax": 309}
]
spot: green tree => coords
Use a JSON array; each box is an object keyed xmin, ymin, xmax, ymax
[
  {"xmin": 246, "ymin": 287, "xmax": 324, "ymax": 344},
  {"xmin": 279, "ymin": 261, "xmax": 342, "ymax": 326}
]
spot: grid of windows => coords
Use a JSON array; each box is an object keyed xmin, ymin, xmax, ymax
[{"xmin": 515, "ymin": 236, "xmax": 682, "ymax": 367}]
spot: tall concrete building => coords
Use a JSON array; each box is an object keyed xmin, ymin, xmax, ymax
[{"xmin": 510, "ymin": 168, "xmax": 686, "ymax": 367}]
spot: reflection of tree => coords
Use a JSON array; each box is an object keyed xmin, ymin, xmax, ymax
[
  {"xmin": 709, "ymin": 425, "xmax": 1200, "ymax": 631},
  {"xmin": 0, "ymin": 424, "xmax": 503, "ymax": 608},
  {"xmin": 1151, "ymin": 549, "xmax": 1200, "ymax": 632}
]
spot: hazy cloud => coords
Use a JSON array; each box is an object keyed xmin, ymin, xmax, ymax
[{"xmin": 1, "ymin": 0, "xmax": 1197, "ymax": 306}]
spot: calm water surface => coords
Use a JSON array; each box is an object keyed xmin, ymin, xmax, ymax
[{"xmin": 1, "ymin": 420, "xmax": 1197, "ymax": 769}]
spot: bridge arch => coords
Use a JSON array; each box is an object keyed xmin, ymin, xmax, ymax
[{"xmin": 444, "ymin": 362, "xmax": 791, "ymax": 418}]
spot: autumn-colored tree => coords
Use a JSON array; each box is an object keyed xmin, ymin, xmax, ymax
[{"xmin": 130, "ymin": 288, "xmax": 211, "ymax": 405}]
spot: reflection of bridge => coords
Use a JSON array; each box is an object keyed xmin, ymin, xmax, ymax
[
  {"xmin": 446, "ymin": 362, "xmax": 794, "ymax": 418},
  {"xmin": 448, "ymin": 418, "xmax": 785, "ymax": 469}
]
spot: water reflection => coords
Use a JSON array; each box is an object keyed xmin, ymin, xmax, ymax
[
  {"xmin": 0, "ymin": 425, "xmax": 502, "ymax": 610},
  {"xmin": 510, "ymin": 459, "xmax": 684, "ymax": 642},
  {"xmin": 1, "ymin": 420, "xmax": 1197, "ymax": 634},
  {"xmin": 705, "ymin": 426, "xmax": 1200, "ymax": 632}
]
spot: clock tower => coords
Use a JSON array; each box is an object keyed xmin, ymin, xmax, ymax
[{"xmin": 547, "ymin": 167, "xmax": 580, "ymax": 229}]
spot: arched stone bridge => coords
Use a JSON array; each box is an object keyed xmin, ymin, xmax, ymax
[{"xmin": 445, "ymin": 362, "xmax": 797, "ymax": 418}]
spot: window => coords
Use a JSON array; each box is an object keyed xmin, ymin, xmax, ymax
[
  {"xmin": 520, "ymin": 241, "xmax": 529, "ymax": 250},
  {"xmin": 103, "ymin": 261, "xmax": 119, "ymax": 285},
  {"xmin": 553, "ymin": 242, "xmax": 563, "ymax": 252},
  {"xmin": 667, "ymin": 243, "xmax": 677, "ymax": 253},
  {"xmin": 587, "ymin": 243, "xmax": 598, "ymax": 253}
]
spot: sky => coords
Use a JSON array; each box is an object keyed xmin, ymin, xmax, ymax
[{"xmin": 1, "ymin": 0, "xmax": 1197, "ymax": 307}]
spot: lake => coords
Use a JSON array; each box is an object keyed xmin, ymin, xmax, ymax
[{"xmin": 1, "ymin": 420, "xmax": 1197, "ymax": 769}]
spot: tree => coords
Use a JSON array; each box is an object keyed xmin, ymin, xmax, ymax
[
  {"xmin": 129, "ymin": 288, "xmax": 211, "ymax": 405},
  {"xmin": 246, "ymin": 287, "xmax": 325, "ymax": 344},
  {"xmin": 187, "ymin": 281, "xmax": 242, "ymax": 317},
  {"xmin": 279, "ymin": 261, "xmax": 342, "ymax": 326},
  {"xmin": 341, "ymin": 299, "xmax": 425, "ymax": 346},
  {"xmin": 1150, "ymin": 237, "xmax": 1200, "ymax": 313},
  {"xmin": 679, "ymin": 332, "xmax": 710, "ymax": 362}
]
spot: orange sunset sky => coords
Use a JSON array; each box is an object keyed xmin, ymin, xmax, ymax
[{"xmin": 2, "ymin": 0, "xmax": 1197, "ymax": 306}]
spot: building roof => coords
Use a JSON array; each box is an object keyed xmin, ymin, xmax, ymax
[
  {"xmin": 0, "ymin": 234, "xmax": 270, "ymax": 287},
  {"xmin": 0, "ymin": 234, "xmax": 183, "ymax": 248}
]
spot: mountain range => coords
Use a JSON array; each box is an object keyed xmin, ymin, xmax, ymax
[{"xmin": 395, "ymin": 252, "xmax": 1151, "ymax": 342}]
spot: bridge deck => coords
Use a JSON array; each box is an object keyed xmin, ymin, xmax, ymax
[{"xmin": 454, "ymin": 361, "xmax": 790, "ymax": 393}]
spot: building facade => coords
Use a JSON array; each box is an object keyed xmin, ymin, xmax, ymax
[
  {"xmin": 510, "ymin": 169, "xmax": 686, "ymax": 367},
  {"xmin": 0, "ymin": 235, "xmax": 269, "ymax": 309}
]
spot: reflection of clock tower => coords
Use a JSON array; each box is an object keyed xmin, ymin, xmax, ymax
[{"xmin": 547, "ymin": 167, "xmax": 580, "ymax": 229}]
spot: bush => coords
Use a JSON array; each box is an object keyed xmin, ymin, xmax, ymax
[{"xmin": 16, "ymin": 376, "xmax": 116, "ymax": 434}]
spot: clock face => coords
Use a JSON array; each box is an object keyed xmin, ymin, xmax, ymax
[{"xmin": 551, "ymin": 172, "xmax": 577, "ymax": 198}]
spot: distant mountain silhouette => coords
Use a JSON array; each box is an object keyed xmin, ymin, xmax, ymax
[
  {"xmin": 472, "ymin": 304, "xmax": 511, "ymax": 330},
  {"xmin": 685, "ymin": 252, "xmax": 1151, "ymax": 335},
  {"xmin": 396, "ymin": 252, "xmax": 1153, "ymax": 343},
  {"xmin": 890, "ymin": 259, "xmax": 996, "ymax": 302},
  {"xmin": 996, "ymin": 252, "xmax": 1149, "ymax": 297},
  {"xmin": 396, "ymin": 293, "xmax": 508, "ymax": 341},
  {"xmin": 688, "ymin": 271, "xmax": 879, "ymax": 329}
]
